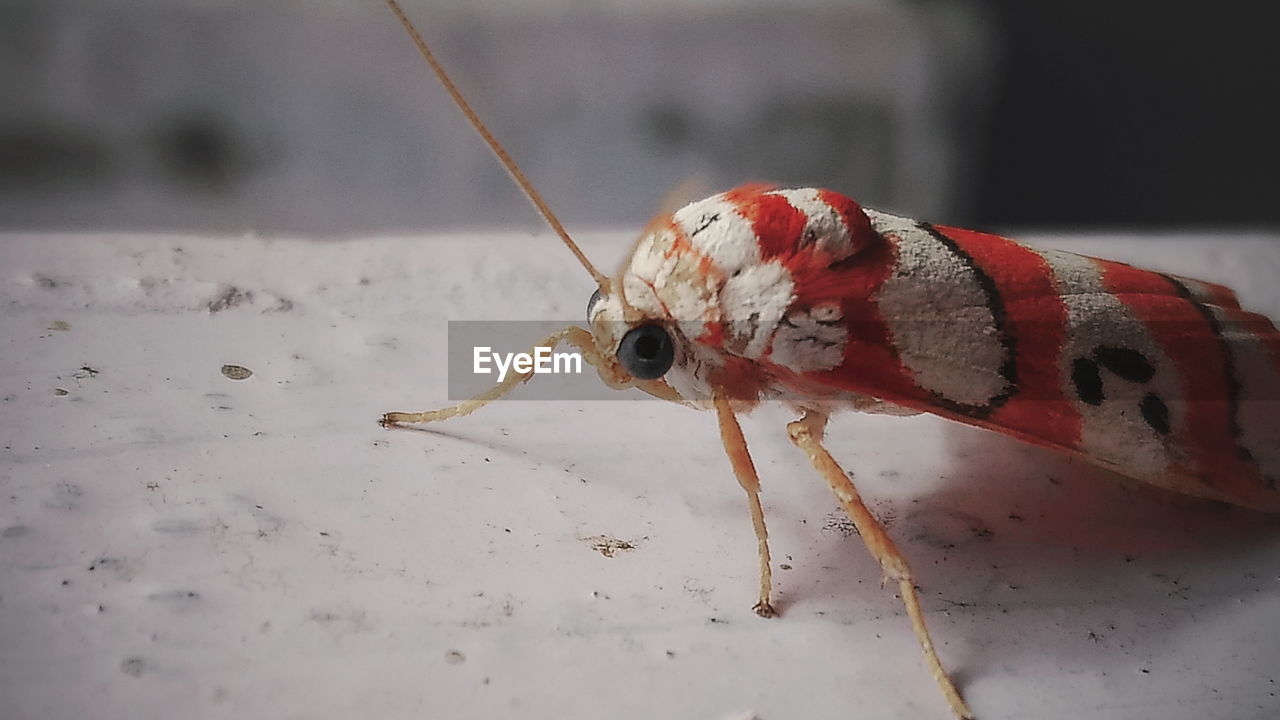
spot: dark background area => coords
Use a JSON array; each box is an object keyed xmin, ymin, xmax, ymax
[
  {"xmin": 0, "ymin": 1, "xmax": 1276, "ymax": 234},
  {"xmin": 974, "ymin": 1, "xmax": 1280, "ymax": 228}
]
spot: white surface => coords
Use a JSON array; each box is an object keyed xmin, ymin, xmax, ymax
[{"xmin": 2, "ymin": 230, "xmax": 1280, "ymax": 720}]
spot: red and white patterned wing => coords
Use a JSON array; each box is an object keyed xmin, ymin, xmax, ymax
[
  {"xmin": 836, "ymin": 214, "xmax": 1280, "ymax": 511},
  {"xmin": 672, "ymin": 186, "xmax": 1280, "ymax": 512}
]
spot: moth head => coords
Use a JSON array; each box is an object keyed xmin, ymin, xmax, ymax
[{"xmin": 586, "ymin": 284, "xmax": 685, "ymax": 401}]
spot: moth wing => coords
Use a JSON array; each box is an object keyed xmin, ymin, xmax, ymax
[{"xmin": 779, "ymin": 214, "xmax": 1280, "ymax": 512}]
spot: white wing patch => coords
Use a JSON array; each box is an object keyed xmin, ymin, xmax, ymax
[
  {"xmin": 865, "ymin": 209, "xmax": 921, "ymax": 243},
  {"xmin": 1037, "ymin": 248, "xmax": 1181, "ymax": 478},
  {"xmin": 769, "ymin": 303, "xmax": 848, "ymax": 373},
  {"xmin": 719, "ymin": 260, "xmax": 795, "ymax": 359},
  {"xmin": 1207, "ymin": 306, "xmax": 1280, "ymax": 489},
  {"xmin": 623, "ymin": 226, "xmax": 679, "ymax": 318},
  {"xmin": 869, "ymin": 210, "xmax": 1009, "ymax": 408},
  {"xmin": 672, "ymin": 194, "xmax": 760, "ymax": 275},
  {"xmin": 625, "ymin": 225, "xmax": 721, "ymax": 342}
]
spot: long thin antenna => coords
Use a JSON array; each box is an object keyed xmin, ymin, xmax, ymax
[{"xmin": 383, "ymin": 0, "xmax": 611, "ymax": 291}]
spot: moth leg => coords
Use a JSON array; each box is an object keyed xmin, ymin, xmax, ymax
[
  {"xmin": 712, "ymin": 392, "xmax": 776, "ymax": 618},
  {"xmin": 381, "ymin": 325, "xmax": 626, "ymax": 427},
  {"xmin": 787, "ymin": 411, "xmax": 974, "ymax": 720}
]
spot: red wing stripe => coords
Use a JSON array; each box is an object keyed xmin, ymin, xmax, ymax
[
  {"xmin": 724, "ymin": 187, "xmax": 807, "ymax": 260},
  {"xmin": 1102, "ymin": 263, "xmax": 1254, "ymax": 496},
  {"xmin": 1161, "ymin": 274, "xmax": 1246, "ymax": 449},
  {"xmin": 932, "ymin": 224, "xmax": 1078, "ymax": 448}
]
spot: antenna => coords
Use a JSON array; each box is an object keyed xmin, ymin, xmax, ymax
[{"xmin": 383, "ymin": 0, "xmax": 611, "ymax": 292}]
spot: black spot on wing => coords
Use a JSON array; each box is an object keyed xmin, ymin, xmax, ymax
[
  {"xmin": 1073, "ymin": 344, "xmax": 1170, "ymax": 435},
  {"xmin": 1093, "ymin": 346, "xmax": 1155, "ymax": 383},
  {"xmin": 1072, "ymin": 358, "xmax": 1105, "ymax": 405},
  {"xmin": 1140, "ymin": 393, "xmax": 1171, "ymax": 435}
]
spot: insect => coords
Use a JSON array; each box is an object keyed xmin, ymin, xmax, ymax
[{"xmin": 377, "ymin": 2, "xmax": 1280, "ymax": 718}]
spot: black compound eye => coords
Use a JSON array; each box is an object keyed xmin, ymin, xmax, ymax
[
  {"xmin": 618, "ymin": 324, "xmax": 674, "ymax": 380},
  {"xmin": 586, "ymin": 288, "xmax": 602, "ymax": 322}
]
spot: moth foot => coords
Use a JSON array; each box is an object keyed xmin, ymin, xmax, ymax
[{"xmin": 752, "ymin": 601, "xmax": 777, "ymax": 619}]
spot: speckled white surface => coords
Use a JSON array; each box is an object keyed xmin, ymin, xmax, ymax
[{"xmin": 2, "ymin": 230, "xmax": 1279, "ymax": 720}]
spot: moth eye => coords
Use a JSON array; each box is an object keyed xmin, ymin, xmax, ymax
[
  {"xmin": 618, "ymin": 324, "xmax": 674, "ymax": 380},
  {"xmin": 586, "ymin": 288, "xmax": 602, "ymax": 322}
]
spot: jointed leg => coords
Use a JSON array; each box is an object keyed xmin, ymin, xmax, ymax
[
  {"xmin": 381, "ymin": 325, "xmax": 625, "ymax": 427},
  {"xmin": 712, "ymin": 392, "xmax": 775, "ymax": 618},
  {"xmin": 787, "ymin": 411, "xmax": 973, "ymax": 720}
]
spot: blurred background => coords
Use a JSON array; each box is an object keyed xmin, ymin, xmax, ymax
[{"xmin": 1, "ymin": 0, "xmax": 1276, "ymax": 237}]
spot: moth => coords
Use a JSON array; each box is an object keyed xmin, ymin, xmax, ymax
[{"xmin": 377, "ymin": 2, "xmax": 1280, "ymax": 718}]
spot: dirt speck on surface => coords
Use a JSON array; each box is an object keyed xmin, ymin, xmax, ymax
[
  {"xmin": 45, "ymin": 482, "xmax": 83, "ymax": 511},
  {"xmin": 581, "ymin": 534, "xmax": 637, "ymax": 558},
  {"xmin": 146, "ymin": 589, "xmax": 201, "ymax": 605},
  {"xmin": 53, "ymin": 387, "xmax": 69, "ymax": 396},
  {"xmin": 822, "ymin": 510, "xmax": 858, "ymax": 537},
  {"xmin": 207, "ymin": 285, "xmax": 253, "ymax": 313},
  {"xmin": 266, "ymin": 296, "xmax": 295, "ymax": 313},
  {"xmin": 221, "ymin": 364, "xmax": 253, "ymax": 380},
  {"xmin": 444, "ymin": 650, "xmax": 466, "ymax": 665},
  {"xmin": 48, "ymin": 320, "xmax": 70, "ymax": 331},
  {"xmin": 120, "ymin": 656, "xmax": 146, "ymax": 677}
]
